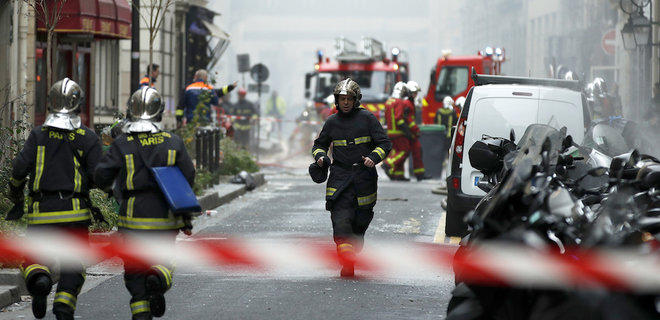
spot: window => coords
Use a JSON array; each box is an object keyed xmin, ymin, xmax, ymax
[
  {"xmin": 435, "ymin": 66, "xmax": 469, "ymax": 100},
  {"xmin": 315, "ymin": 71, "xmax": 395, "ymax": 101}
]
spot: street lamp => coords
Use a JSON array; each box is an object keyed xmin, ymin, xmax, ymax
[
  {"xmin": 632, "ymin": 12, "xmax": 651, "ymax": 47},
  {"xmin": 621, "ymin": 15, "xmax": 638, "ymax": 51}
]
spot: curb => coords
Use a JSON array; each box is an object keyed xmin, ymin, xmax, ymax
[
  {"xmin": 0, "ymin": 285, "xmax": 20, "ymax": 309},
  {"xmin": 197, "ymin": 172, "xmax": 266, "ymax": 214}
]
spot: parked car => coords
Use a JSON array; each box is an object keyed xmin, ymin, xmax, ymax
[{"xmin": 444, "ymin": 71, "xmax": 591, "ymax": 237}]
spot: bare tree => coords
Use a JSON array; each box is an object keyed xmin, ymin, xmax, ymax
[
  {"xmin": 22, "ymin": 0, "xmax": 69, "ymax": 88},
  {"xmin": 129, "ymin": 0, "xmax": 177, "ymax": 86}
]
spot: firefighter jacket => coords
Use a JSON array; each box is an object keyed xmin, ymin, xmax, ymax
[
  {"xmin": 11, "ymin": 126, "xmax": 102, "ymax": 225},
  {"xmin": 403, "ymin": 99, "xmax": 420, "ymax": 137},
  {"xmin": 436, "ymin": 107, "xmax": 457, "ymax": 138},
  {"xmin": 384, "ymin": 98, "xmax": 413, "ymax": 138},
  {"xmin": 230, "ymin": 99, "xmax": 257, "ymax": 131},
  {"xmin": 94, "ymin": 131, "xmax": 195, "ymax": 230},
  {"xmin": 265, "ymin": 95, "xmax": 286, "ymax": 118},
  {"xmin": 312, "ymin": 108, "xmax": 391, "ymax": 210},
  {"xmin": 177, "ymin": 82, "xmax": 236, "ymax": 122}
]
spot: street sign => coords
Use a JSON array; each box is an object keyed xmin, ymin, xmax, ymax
[
  {"xmin": 250, "ymin": 63, "xmax": 269, "ymax": 83},
  {"xmin": 237, "ymin": 54, "xmax": 250, "ymax": 73},
  {"xmin": 248, "ymin": 83, "xmax": 270, "ymax": 93},
  {"xmin": 602, "ymin": 29, "xmax": 616, "ymax": 56}
]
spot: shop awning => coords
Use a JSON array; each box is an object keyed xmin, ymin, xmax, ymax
[
  {"xmin": 37, "ymin": 0, "xmax": 131, "ymax": 39},
  {"xmin": 201, "ymin": 20, "xmax": 230, "ymax": 40},
  {"xmin": 200, "ymin": 20, "xmax": 231, "ymax": 70}
]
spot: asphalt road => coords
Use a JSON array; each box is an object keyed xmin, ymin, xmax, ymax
[{"xmin": 0, "ymin": 164, "xmax": 454, "ymax": 320}]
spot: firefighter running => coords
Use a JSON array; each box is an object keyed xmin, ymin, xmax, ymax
[
  {"xmin": 95, "ymin": 87, "xmax": 196, "ymax": 320},
  {"xmin": 8, "ymin": 78, "xmax": 103, "ymax": 320},
  {"xmin": 311, "ymin": 78, "xmax": 392, "ymax": 277}
]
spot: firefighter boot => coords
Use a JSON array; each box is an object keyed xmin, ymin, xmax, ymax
[
  {"xmin": 54, "ymin": 310, "xmax": 74, "ymax": 320},
  {"xmin": 146, "ymin": 274, "xmax": 166, "ymax": 317},
  {"xmin": 337, "ymin": 243, "xmax": 356, "ymax": 278},
  {"xmin": 29, "ymin": 274, "xmax": 52, "ymax": 319}
]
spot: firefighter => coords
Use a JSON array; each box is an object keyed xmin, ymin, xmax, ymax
[
  {"xmin": 265, "ymin": 90, "xmax": 287, "ymax": 139},
  {"xmin": 230, "ymin": 88, "xmax": 257, "ymax": 149},
  {"xmin": 95, "ymin": 87, "xmax": 195, "ymax": 320},
  {"xmin": 176, "ymin": 69, "xmax": 236, "ymax": 127},
  {"xmin": 7, "ymin": 78, "xmax": 103, "ymax": 320},
  {"xmin": 405, "ymin": 81, "xmax": 425, "ymax": 181},
  {"xmin": 139, "ymin": 64, "xmax": 159, "ymax": 88},
  {"xmin": 436, "ymin": 96, "xmax": 458, "ymax": 177},
  {"xmin": 311, "ymin": 78, "xmax": 391, "ymax": 277},
  {"xmin": 382, "ymin": 82, "xmax": 413, "ymax": 181}
]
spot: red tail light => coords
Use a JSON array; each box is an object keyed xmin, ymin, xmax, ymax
[
  {"xmin": 454, "ymin": 117, "xmax": 466, "ymax": 158},
  {"xmin": 452, "ymin": 177, "xmax": 460, "ymax": 190}
]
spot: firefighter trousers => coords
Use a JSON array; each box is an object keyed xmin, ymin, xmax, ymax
[
  {"xmin": 21, "ymin": 223, "xmax": 88, "ymax": 316},
  {"xmin": 330, "ymin": 182, "xmax": 374, "ymax": 252},
  {"xmin": 120, "ymin": 229, "xmax": 177, "ymax": 319},
  {"xmin": 384, "ymin": 137, "xmax": 410, "ymax": 179},
  {"xmin": 409, "ymin": 137, "xmax": 425, "ymax": 178}
]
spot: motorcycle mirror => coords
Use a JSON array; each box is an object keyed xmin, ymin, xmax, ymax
[
  {"xmin": 509, "ymin": 129, "xmax": 516, "ymax": 143},
  {"xmin": 562, "ymin": 135, "xmax": 573, "ymax": 151},
  {"xmin": 541, "ymin": 137, "xmax": 552, "ymax": 174}
]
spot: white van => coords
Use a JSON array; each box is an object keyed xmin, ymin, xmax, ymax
[{"xmin": 444, "ymin": 74, "xmax": 591, "ymax": 237}]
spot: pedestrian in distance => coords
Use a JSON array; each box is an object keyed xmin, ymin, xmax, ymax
[
  {"xmin": 139, "ymin": 64, "xmax": 159, "ymax": 88},
  {"xmin": 311, "ymin": 78, "xmax": 392, "ymax": 277},
  {"xmin": 95, "ymin": 87, "xmax": 196, "ymax": 320},
  {"xmin": 7, "ymin": 78, "xmax": 103, "ymax": 320}
]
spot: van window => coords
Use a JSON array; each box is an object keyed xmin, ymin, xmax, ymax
[
  {"xmin": 470, "ymin": 97, "xmax": 538, "ymax": 139},
  {"xmin": 435, "ymin": 66, "xmax": 469, "ymax": 100},
  {"xmin": 538, "ymin": 99, "xmax": 584, "ymax": 143}
]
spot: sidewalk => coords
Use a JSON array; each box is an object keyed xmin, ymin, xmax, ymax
[{"xmin": 0, "ymin": 172, "xmax": 266, "ymax": 310}]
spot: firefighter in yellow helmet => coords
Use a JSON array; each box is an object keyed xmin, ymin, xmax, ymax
[
  {"xmin": 8, "ymin": 78, "xmax": 103, "ymax": 320},
  {"xmin": 95, "ymin": 87, "xmax": 196, "ymax": 320},
  {"xmin": 311, "ymin": 78, "xmax": 392, "ymax": 277}
]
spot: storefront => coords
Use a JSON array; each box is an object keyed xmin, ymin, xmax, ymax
[{"xmin": 35, "ymin": 0, "xmax": 131, "ymax": 128}]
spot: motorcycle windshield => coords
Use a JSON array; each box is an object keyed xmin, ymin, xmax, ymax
[
  {"xmin": 481, "ymin": 124, "xmax": 565, "ymax": 217},
  {"xmin": 515, "ymin": 124, "xmax": 565, "ymax": 167}
]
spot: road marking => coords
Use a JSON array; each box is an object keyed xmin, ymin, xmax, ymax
[
  {"xmin": 433, "ymin": 212, "xmax": 446, "ymax": 243},
  {"xmin": 433, "ymin": 212, "xmax": 461, "ymax": 245}
]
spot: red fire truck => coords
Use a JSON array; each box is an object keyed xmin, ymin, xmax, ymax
[
  {"xmin": 304, "ymin": 37, "xmax": 409, "ymax": 121},
  {"xmin": 422, "ymin": 47, "xmax": 505, "ymax": 124}
]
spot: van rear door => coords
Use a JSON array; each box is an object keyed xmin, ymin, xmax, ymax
[
  {"xmin": 461, "ymin": 87, "xmax": 540, "ymax": 196},
  {"xmin": 537, "ymin": 87, "xmax": 585, "ymax": 144}
]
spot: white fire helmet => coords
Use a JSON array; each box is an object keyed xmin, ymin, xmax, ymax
[
  {"xmin": 455, "ymin": 96, "xmax": 466, "ymax": 110},
  {"xmin": 442, "ymin": 96, "xmax": 455, "ymax": 110}
]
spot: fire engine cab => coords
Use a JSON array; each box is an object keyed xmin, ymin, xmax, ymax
[
  {"xmin": 422, "ymin": 47, "xmax": 505, "ymax": 124},
  {"xmin": 305, "ymin": 37, "xmax": 409, "ymax": 120}
]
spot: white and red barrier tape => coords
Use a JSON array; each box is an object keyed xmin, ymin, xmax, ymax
[
  {"xmin": 2, "ymin": 231, "xmax": 659, "ymax": 292},
  {"xmin": 224, "ymin": 115, "xmax": 321, "ymax": 125}
]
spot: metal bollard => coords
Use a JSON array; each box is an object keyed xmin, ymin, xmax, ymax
[
  {"xmin": 213, "ymin": 128, "xmax": 221, "ymax": 171},
  {"xmin": 195, "ymin": 130, "xmax": 202, "ymax": 170},
  {"xmin": 205, "ymin": 129, "xmax": 213, "ymax": 171},
  {"xmin": 201, "ymin": 129, "xmax": 209, "ymax": 170}
]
